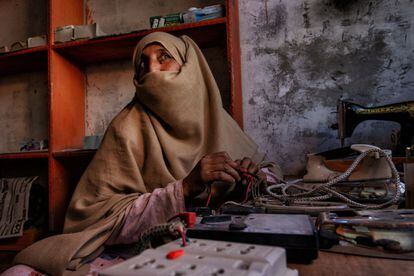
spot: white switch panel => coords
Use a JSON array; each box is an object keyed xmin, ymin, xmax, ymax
[{"xmin": 100, "ymin": 238, "xmax": 298, "ymax": 276}]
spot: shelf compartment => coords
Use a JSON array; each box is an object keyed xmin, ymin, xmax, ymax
[
  {"xmin": 0, "ymin": 46, "xmax": 48, "ymax": 75},
  {"xmin": 51, "ymin": 150, "xmax": 96, "ymax": 231},
  {"xmin": 0, "ymin": 71, "xmax": 49, "ymax": 154},
  {"xmin": 52, "ymin": 18, "xmax": 227, "ymax": 65},
  {"xmin": 0, "ymin": 151, "xmax": 49, "ymax": 160}
]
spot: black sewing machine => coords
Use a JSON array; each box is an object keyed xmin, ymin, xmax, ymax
[{"xmin": 337, "ymin": 99, "xmax": 414, "ymax": 155}]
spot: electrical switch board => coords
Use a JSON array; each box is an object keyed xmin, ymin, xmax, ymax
[{"xmin": 99, "ymin": 238, "xmax": 298, "ymax": 276}]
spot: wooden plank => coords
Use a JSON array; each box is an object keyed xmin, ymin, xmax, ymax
[
  {"xmin": 53, "ymin": 149, "xmax": 96, "ymax": 158},
  {"xmin": 49, "ymin": 0, "xmax": 85, "ymax": 230},
  {"xmin": 48, "ymin": 50, "xmax": 85, "ymax": 230},
  {"xmin": 49, "ymin": 51, "xmax": 85, "ymax": 151},
  {"xmin": 49, "ymin": 159, "xmax": 71, "ymax": 231},
  {"xmin": 50, "ymin": 0, "xmax": 84, "ymax": 43},
  {"xmin": 0, "ymin": 151, "xmax": 48, "ymax": 160},
  {"xmin": 53, "ymin": 18, "xmax": 227, "ymax": 65},
  {"xmin": 226, "ymin": 0, "xmax": 243, "ymax": 128}
]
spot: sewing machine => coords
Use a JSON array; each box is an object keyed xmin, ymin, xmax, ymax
[{"xmin": 337, "ymin": 99, "xmax": 414, "ymax": 155}]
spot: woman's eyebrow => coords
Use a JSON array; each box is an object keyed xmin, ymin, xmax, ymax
[{"xmin": 157, "ymin": 48, "xmax": 171, "ymax": 55}]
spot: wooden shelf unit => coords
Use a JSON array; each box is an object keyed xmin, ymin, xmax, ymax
[
  {"xmin": 53, "ymin": 18, "xmax": 227, "ymax": 65},
  {"xmin": 0, "ymin": 0, "xmax": 243, "ymax": 243}
]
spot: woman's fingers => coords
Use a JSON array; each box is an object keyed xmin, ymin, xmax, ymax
[
  {"xmin": 240, "ymin": 157, "xmax": 251, "ymax": 171},
  {"xmin": 239, "ymin": 157, "xmax": 259, "ymax": 174},
  {"xmin": 220, "ymin": 164, "xmax": 241, "ymax": 182},
  {"xmin": 248, "ymin": 161, "xmax": 259, "ymax": 174},
  {"xmin": 183, "ymin": 152, "xmax": 243, "ymax": 199},
  {"xmin": 206, "ymin": 163, "xmax": 241, "ymax": 182},
  {"xmin": 209, "ymin": 171, "xmax": 237, "ymax": 184},
  {"xmin": 201, "ymin": 153, "xmax": 241, "ymax": 183},
  {"xmin": 183, "ymin": 152, "xmax": 265, "ymax": 201},
  {"xmin": 205, "ymin": 152, "xmax": 239, "ymax": 169}
]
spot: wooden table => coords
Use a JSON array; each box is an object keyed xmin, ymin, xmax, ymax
[{"xmin": 288, "ymin": 251, "xmax": 414, "ymax": 276}]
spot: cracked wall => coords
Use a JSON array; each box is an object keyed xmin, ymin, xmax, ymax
[
  {"xmin": 0, "ymin": 72, "xmax": 48, "ymax": 152},
  {"xmin": 0, "ymin": 0, "xmax": 47, "ymax": 47},
  {"xmin": 239, "ymin": 0, "xmax": 414, "ymax": 175}
]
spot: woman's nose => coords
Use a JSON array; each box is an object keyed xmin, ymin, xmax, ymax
[{"xmin": 148, "ymin": 60, "xmax": 161, "ymax": 73}]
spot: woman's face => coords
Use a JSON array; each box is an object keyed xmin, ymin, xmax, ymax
[{"xmin": 137, "ymin": 43, "xmax": 181, "ymax": 81}]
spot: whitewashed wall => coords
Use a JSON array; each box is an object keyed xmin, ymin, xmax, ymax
[{"xmin": 239, "ymin": 0, "xmax": 414, "ymax": 174}]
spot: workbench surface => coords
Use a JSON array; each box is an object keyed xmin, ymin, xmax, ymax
[{"xmin": 289, "ymin": 251, "xmax": 414, "ymax": 276}]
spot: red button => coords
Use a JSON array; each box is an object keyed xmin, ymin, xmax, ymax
[{"xmin": 166, "ymin": 249, "xmax": 184, "ymax": 260}]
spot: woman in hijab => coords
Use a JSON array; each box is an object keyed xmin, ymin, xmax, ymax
[{"xmin": 6, "ymin": 32, "xmax": 281, "ymax": 275}]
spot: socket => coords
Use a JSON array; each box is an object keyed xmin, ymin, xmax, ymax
[{"xmin": 99, "ymin": 238, "xmax": 297, "ymax": 276}]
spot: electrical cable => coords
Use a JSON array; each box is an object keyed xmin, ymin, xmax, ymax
[{"xmin": 263, "ymin": 148, "xmax": 402, "ymax": 209}]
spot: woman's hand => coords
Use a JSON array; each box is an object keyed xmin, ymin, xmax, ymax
[
  {"xmin": 235, "ymin": 157, "xmax": 266, "ymax": 184},
  {"xmin": 182, "ymin": 152, "xmax": 241, "ymax": 199}
]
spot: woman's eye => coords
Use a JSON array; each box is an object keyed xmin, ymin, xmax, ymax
[{"xmin": 159, "ymin": 53, "xmax": 171, "ymax": 62}]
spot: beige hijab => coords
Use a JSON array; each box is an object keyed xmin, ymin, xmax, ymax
[{"xmin": 14, "ymin": 32, "xmax": 266, "ymax": 275}]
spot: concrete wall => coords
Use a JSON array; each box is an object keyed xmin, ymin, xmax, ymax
[
  {"xmin": 0, "ymin": 72, "xmax": 48, "ymax": 153},
  {"xmin": 0, "ymin": 0, "xmax": 48, "ymax": 153},
  {"xmin": 239, "ymin": 0, "xmax": 414, "ymax": 175},
  {"xmin": 85, "ymin": 61, "xmax": 135, "ymax": 136},
  {"xmin": 0, "ymin": 0, "xmax": 47, "ymax": 46}
]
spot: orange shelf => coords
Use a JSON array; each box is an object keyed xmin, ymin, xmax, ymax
[
  {"xmin": 0, "ymin": 46, "xmax": 48, "ymax": 75},
  {"xmin": 53, "ymin": 149, "xmax": 96, "ymax": 158},
  {"xmin": 0, "ymin": 151, "xmax": 49, "ymax": 160},
  {"xmin": 52, "ymin": 18, "xmax": 227, "ymax": 65}
]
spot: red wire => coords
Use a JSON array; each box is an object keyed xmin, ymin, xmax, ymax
[
  {"xmin": 177, "ymin": 228, "xmax": 187, "ymax": 247},
  {"xmin": 243, "ymin": 180, "xmax": 253, "ymax": 203},
  {"xmin": 205, "ymin": 172, "xmax": 257, "ymax": 208},
  {"xmin": 205, "ymin": 191, "xmax": 212, "ymax": 207},
  {"xmin": 241, "ymin": 173, "xmax": 255, "ymax": 203}
]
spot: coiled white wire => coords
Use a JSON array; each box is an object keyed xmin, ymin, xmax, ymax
[{"xmin": 265, "ymin": 148, "xmax": 403, "ymax": 209}]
